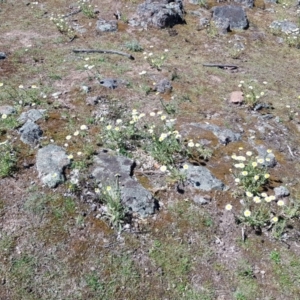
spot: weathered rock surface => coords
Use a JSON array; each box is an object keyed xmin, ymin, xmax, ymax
[
  {"xmin": 0, "ymin": 105, "xmax": 16, "ymax": 116},
  {"xmin": 212, "ymin": 5, "xmax": 249, "ymax": 33},
  {"xmin": 233, "ymin": 0, "xmax": 254, "ymax": 8},
  {"xmin": 19, "ymin": 121, "xmax": 43, "ymax": 146},
  {"xmin": 186, "ymin": 164, "xmax": 227, "ymax": 191},
  {"xmin": 188, "ymin": 123, "xmax": 241, "ymax": 145},
  {"xmin": 129, "ymin": 0, "xmax": 185, "ymax": 29},
  {"xmin": 230, "ymin": 91, "xmax": 244, "ymax": 104},
  {"xmin": 154, "ymin": 78, "xmax": 172, "ymax": 93},
  {"xmin": 270, "ymin": 20, "xmax": 299, "ymax": 35},
  {"xmin": 96, "ymin": 19, "xmax": 118, "ymax": 32},
  {"xmin": 255, "ymin": 145, "xmax": 277, "ymax": 167},
  {"xmin": 91, "ymin": 150, "xmax": 156, "ymax": 218},
  {"xmin": 36, "ymin": 144, "xmax": 70, "ymax": 188},
  {"xmin": 274, "ymin": 186, "xmax": 290, "ymax": 198},
  {"xmin": 18, "ymin": 109, "xmax": 46, "ymax": 124},
  {"xmin": 99, "ymin": 78, "xmax": 120, "ymax": 89}
]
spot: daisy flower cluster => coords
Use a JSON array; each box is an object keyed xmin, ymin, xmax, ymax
[
  {"xmin": 237, "ymin": 80, "xmax": 266, "ymax": 109},
  {"xmin": 231, "ymin": 148, "xmax": 272, "ymax": 195},
  {"xmin": 77, "ymin": 0, "xmax": 96, "ymax": 18},
  {"xmin": 226, "ymin": 148, "xmax": 289, "ymax": 228},
  {"xmin": 50, "ymin": 14, "xmax": 75, "ymax": 38}
]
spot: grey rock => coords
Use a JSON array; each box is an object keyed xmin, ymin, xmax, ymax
[
  {"xmin": 130, "ymin": 0, "xmax": 185, "ymax": 29},
  {"xmin": 198, "ymin": 17, "xmax": 210, "ymax": 30},
  {"xmin": 0, "ymin": 105, "xmax": 16, "ymax": 116},
  {"xmin": 186, "ymin": 164, "xmax": 227, "ymax": 191},
  {"xmin": 0, "ymin": 52, "xmax": 6, "ymax": 59},
  {"xmin": 36, "ymin": 144, "xmax": 70, "ymax": 188},
  {"xmin": 274, "ymin": 186, "xmax": 290, "ymax": 198},
  {"xmin": 99, "ymin": 78, "xmax": 128, "ymax": 90},
  {"xmin": 19, "ymin": 121, "xmax": 43, "ymax": 146},
  {"xmin": 81, "ymin": 85, "xmax": 91, "ymax": 93},
  {"xmin": 255, "ymin": 145, "xmax": 277, "ymax": 167},
  {"xmin": 212, "ymin": 5, "xmax": 249, "ymax": 32},
  {"xmin": 233, "ymin": 0, "xmax": 254, "ymax": 8},
  {"xmin": 270, "ymin": 20, "xmax": 299, "ymax": 35},
  {"xmin": 155, "ymin": 78, "xmax": 172, "ymax": 93},
  {"xmin": 18, "ymin": 109, "xmax": 46, "ymax": 124},
  {"xmin": 190, "ymin": 123, "xmax": 241, "ymax": 145},
  {"xmin": 193, "ymin": 194, "xmax": 211, "ymax": 205},
  {"xmin": 96, "ymin": 19, "xmax": 118, "ymax": 32},
  {"xmin": 51, "ymin": 92, "xmax": 62, "ymax": 98},
  {"xmin": 99, "ymin": 78, "xmax": 119, "ymax": 89},
  {"xmin": 86, "ymin": 96, "xmax": 100, "ymax": 106},
  {"xmin": 91, "ymin": 150, "xmax": 156, "ymax": 218}
]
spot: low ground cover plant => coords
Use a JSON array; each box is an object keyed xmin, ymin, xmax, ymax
[{"xmin": 226, "ymin": 148, "xmax": 300, "ymax": 237}]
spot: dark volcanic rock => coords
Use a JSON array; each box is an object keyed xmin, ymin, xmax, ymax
[
  {"xmin": 129, "ymin": 0, "xmax": 185, "ymax": 29},
  {"xmin": 91, "ymin": 150, "xmax": 156, "ymax": 218},
  {"xmin": 212, "ymin": 5, "xmax": 249, "ymax": 33},
  {"xmin": 19, "ymin": 121, "xmax": 43, "ymax": 147}
]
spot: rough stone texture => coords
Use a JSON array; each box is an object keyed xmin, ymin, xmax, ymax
[
  {"xmin": 192, "ymin": 194, "xmax": 211, "ymax": 205},
  {"xmin": 36, "ymin": 144, "xmax": 70, "ymax": 188},
  {"xmin": 96, "ymin": 19, "xmax": 118, "ymax": 32},
  {"xmin": 186, "ymin": 164, "xmax": 227, "ymax": 191},
  {"xmin": 0, "ymin": 52, "xmax": 6, "ymax": 59},
  {"xmin": 154, "ymin": 78, "xmax": 172, "ymax": 93},
  {"xmin": 255, "ymin": 145, "xmax": 277, "ymax": 168},
  {"xmin": 189, "ymin": 123, "xmax": 241, "ymax": 145},
  {"xmin": 18, "ymin": 109, "xmax": 46, "ymax": 124},
  {"xmin": 91, "ymin": 150, "xmax": 156, "ymax": 217},
  {"xmin": 0, "ymin": 105, "xmax": 16, "ymax": 116},
  {"xmin": 233, "ymin": 0, "xmax": 254, "ymax": 8},
  {"xmin": 230, "ymin": 91, "xmax": 244, "ymax": 104},
  {"xmin": 129, "ymin": 0, "xmax": 185, "ymax": 29},
  {"xmin": 86, "ymin": 96, "xmax": 100, "ymax": 106},
  {"xmin": 274, "ymin": 186, "xmax": 290, "ymax": 198},
  {"xmin": 212, "ymin": 5, "xmax": 249, "ymax": 32},
  {"xmin": 270, "ymin": 20, "xmax": 299, "ymax": 35},
  {"xmin": 19, "ymin": 121, "xmax": 43, "ymax": 146},
  {"xmin": 99, "ymin": 78, "xmax": 120, "ymax": 89}
]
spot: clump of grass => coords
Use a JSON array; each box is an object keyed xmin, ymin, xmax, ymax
[
  {"xmin": 125, "ymin": 40, "xmax": 143, "ymax": 52},
  {"xmin": 0, "ymin": 82, "xmax": 44, "ymax": 107},
  {"xmin": 0, "ymin": 142, "xmax": 17, "ymax": 178},
  {"xmin": 97, "ymin": 178, "xmax": 127, "ymax": 231}
]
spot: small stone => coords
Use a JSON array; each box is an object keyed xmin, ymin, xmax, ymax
[
  {"xmin": 230, "ymin": 91, "xmax": 244, "ymax": 104},
  {"xmin": 274, "ymin": 186, "xmax": 290, "ymax": 198},
  {"xmin": 0, "ymin": 52, "xmax": 6, "ymax": 59}
]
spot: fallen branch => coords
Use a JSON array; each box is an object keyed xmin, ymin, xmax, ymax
[
  {"xmin": 203, "ymin": 63, "xmax": 238, "ymax": 69},
  {"xmin": 73, "ymin": 49, "xmax": 135, "ymax": 60},
  {"xmin": 63, "ymin": 9, "xmax": 82, "ymax": 18}
]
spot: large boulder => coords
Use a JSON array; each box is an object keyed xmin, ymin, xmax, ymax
[
  {"xmin": 91, "ymin": 150, "xmax": 156, "ymax": 218},
  {"xmin": 212, "ymin": 5, "xmax": 249, "ymax": 33},
  {"xmin": 129, "ymin": 0, "xmax": 185, "ymax": 29},
  {"xmin": 36, "ymin": 144, "xmax": 70, "ymax": 188}
]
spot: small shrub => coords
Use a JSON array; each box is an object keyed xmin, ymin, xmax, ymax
[{"xmin": 125, "ymin": 40, "xmax": 143, "ymax": 52}]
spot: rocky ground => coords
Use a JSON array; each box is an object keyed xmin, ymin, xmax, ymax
[{"xmin": 1, "ymin": 0, "xmax": 300, "ymax": 299}]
